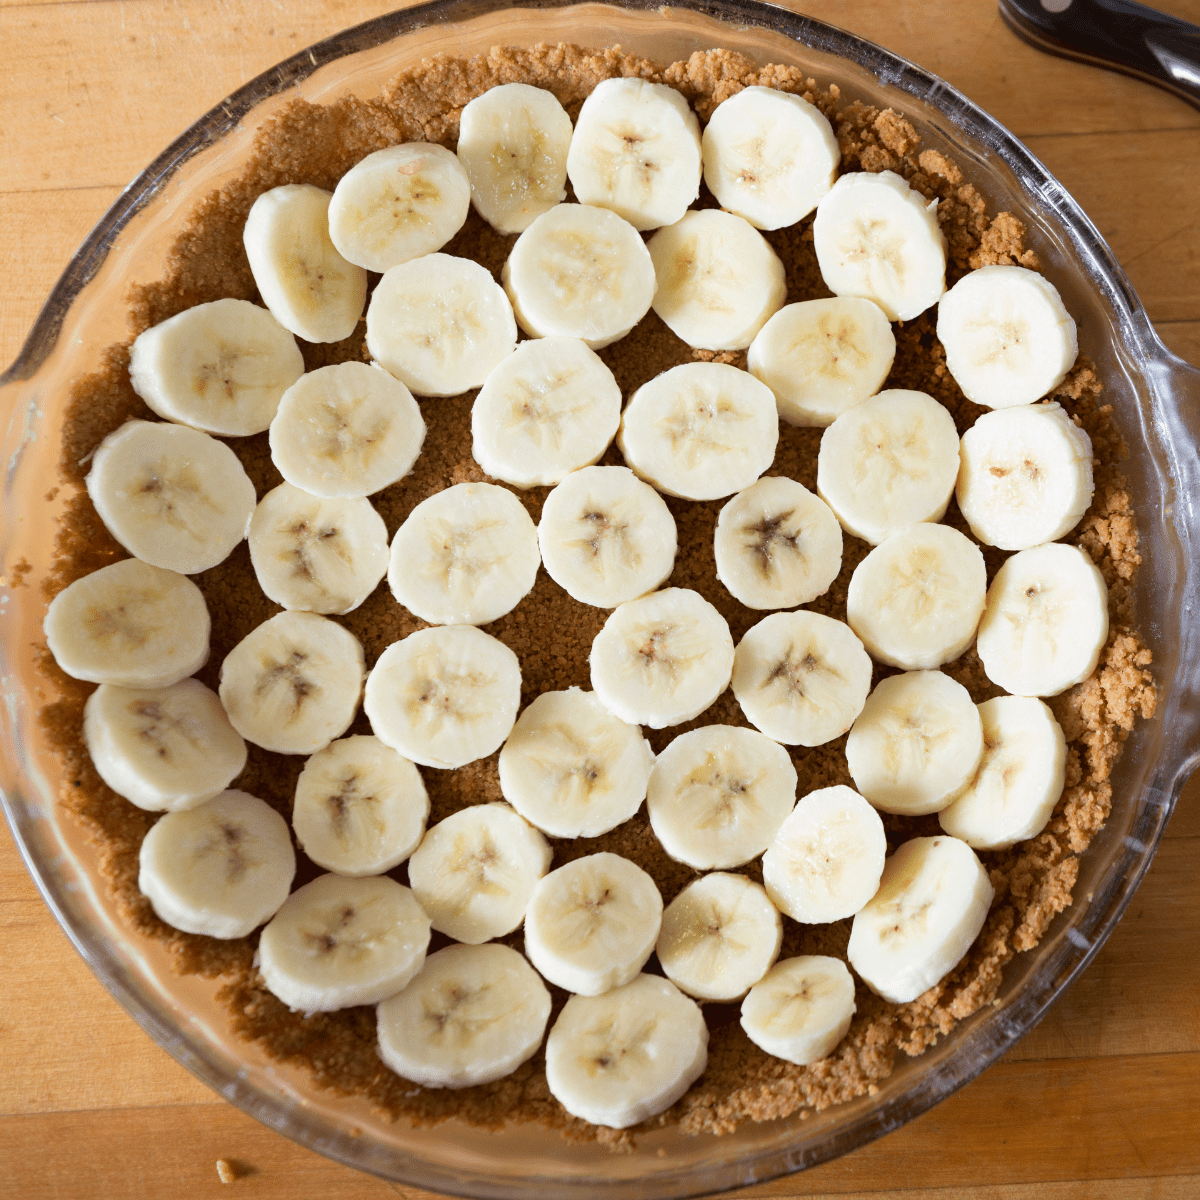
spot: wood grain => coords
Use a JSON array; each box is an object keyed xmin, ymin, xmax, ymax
[{"xmin": 2, "ymin": 0, "xmax": 1199, "ymax": 1196}]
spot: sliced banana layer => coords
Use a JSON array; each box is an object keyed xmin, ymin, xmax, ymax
[
  {"xmin": 86, "ymin": 419, "xmax": 257, "ymax": 575},
  {"xmin": 731, "ymin": 611, "xmax": 873, "ymax": 747},
  {"xmin": 44, "ymin": 558, "xmax": 210, "ymax": 689},
  {"xmin": 813, "ymin": 170, "xmax": 947, "ymax": 322},
  {"xmin": 740, "ymin": 956, "xmax": 857, "ymax": 1066},
  {"xmin": 366, "ymin": 253, "xmax": 518, "ymax": 397},
  {"xmin": 128, "ymin": 298, "xmax": 304, "ymax": 436},
  {"xmin": 847, "ymin": 835, "xmax": 994, "ymax": 1004},
  {"xmin": 538, "ymin": 466, "xmax": 678, "ymax": 609},
  {"xmin": 747, "ymin": 297, "xmax": 896, "ymax": 428},
  {"xmin": 524, "ymin": 852, "xmax": 663, "ymax": 996},
  {"xmin": 84, "ymin": 679, "xmax": 247, "ymax": 813},
  {"xmin": 501, "ymin": 203, "xmax": 656, "ymax": 349},
  {"xmin": 269, "ymin": 362, "xmax": 426, "ymax": 499},
  {"xmin": 248, "ymin": 483, "xmax": 389, "ymax": 615},
  {"xmin": 939, "ymin": 696, "xmax": 1067, "ymax": 850},
  {"xmin": 714, "ymin": 476, "xmax": 843, "ymax": 610},
  {"xmin": 364, "ymin": 625, "xmax": 521, "ymax": 769},
  {"xmin": 647, "ymin": 209, "xmax": 787, "ymax": 351},
  {"xmin": 545, "ymin": 974, "xmax": 708, "ymax": 1129},
  {"xmin": 976, "ymin": 542, "xmax": 1109, "ymax": 697},
  {"xmin": 656, "ymin": 873, "xmax": 783, "ymax": 1002},
  {"xmin": 377, "ymin": 943, "xmax": 552, "ymax": 1088},
  {"xmin": 407, "ymin": 802, "xmax": 551, "ymax": 944},
  {"xmin": 388, "ymin": 481, "xmax": 540, "ymax": 626},
  {"xmin": 138, "ymin": 789, "xmax": 295, "ymax": 939},
  {"xmin": 328, "ymin": 143, "xmax": 471, "ymax": 272},
  {"xmin": 471, "ymin": 337, "xmax": 622, "ymax": 488},
  {"xmin": 701, "ymin": 86, "xmax": 840, "ymax": 230},
  {"xmin": 646, "ymin": 725, "xmax": 797, "ymax": 870},
  {"xmin": 292, "ymin": 735, "xmax": 429, "ymax": 876},
  {"xmin": 846, "ymin": 524, "xmax": 987, "ymax": 671},
  {"xmin": 957, "ymin": 401, "xmax": 1094, "ymax": 551},
  {"xmin": 257, "ymin": 873, "xmax": 432, "ymax": 1012},
  {"xmin": 243, "ymin": 183, "xmax": 368, "ymax": 344},
  {"xmin": 846, "ymin": 670, "xmax": 984, "ymax": 816},
  {"xmin": 498, "ymin": 688, "xmax": 655, "ymax": 839},
  {"xmin": 937, "ymin": 265, "xmax": 1078, "ymax": 410},
  {"xmin": 762, "ymin": 785, "xmax": 886, "ymax": 924},
  {"xmin": 617, "ymin": 362, "xmax": 779, "ymax": 502},
  {"xmin": 456, "ymin": 83, "xmax": 572, "ymax": 234},
  {"xmin": 816, "ymin": 388, "xmax": 960, "ymax": 546},
  {"xmin": 219, "ymin": 611, "xmax": 365, "ymax": 755},
  {"xmin": 589, "ymin": 587, "xmax": 735, "ymax": 729},
  {"xmin": 565, "ymin": 77, "xmax": 701, "ymax": 231}
]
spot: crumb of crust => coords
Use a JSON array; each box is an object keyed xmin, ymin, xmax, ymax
[
  {"xmin": 215, "ymin": 1159, "xmax": 236, "ymax": 1184},
  {"xmin": 38, "ymin": 44, "xmax": 1155, "ymax": 1148},
  {"xmin": 1, "ymin": 557, "xmax": 32, "ymax": 589}
]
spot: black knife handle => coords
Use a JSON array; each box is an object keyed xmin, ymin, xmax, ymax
[{"xmin": 999, "ymin": 0, "xmax": 1200, "ymax": 109}]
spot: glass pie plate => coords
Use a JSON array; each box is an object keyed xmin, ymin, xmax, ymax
[{"xmin": 2, "ymin": 0, "xmax": 1198, "ymax": 1195}]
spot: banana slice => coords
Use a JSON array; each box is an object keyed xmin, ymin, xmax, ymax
[
  {"xmin": 84, "ymin": 679, "xmax": 247, "ymax": 813},
  {"xmin": 43, "ymin": 559, "xmax": 210, "ymax": 688},
  {"xmin": 365, "ymin": 253, "xmax": 518, "ymax": 397},
  {"xmin": 647, "ymin": 209, "xmax": 787, "ymax": 351},
  {"xmin": 976, "ymin": 542, "xmax": 1109, "ymax": 697},
  {"xmin": 545, "ymin": 974, "xmax": 708, "ymax": 1129},
  {"xmin": 701, "ymin": 85, "xmax": 839, "ymax": 229},
  {"xmin": 538, "ymin": 465, "xmax": 677, "ymax": 609},
  {"xmin": 269, "ymin": 362, "xmax": 426, "ymax": 499},
  {"xmin": 761, "ymin": 785, "xmax": 886, "ymax": 924},
  {"xmin": 731, "ymin": 611, "xmax": 872, "ymax": 747},
  {"xmin": 845, "ymin": 524, "xmax": 987, "ymax": 671},
  {"xmin": 257, "ymin": 873, "xmax": 432, "ymax": 1012},
  {"xmin": 498, "ymin": 688, "xmax": 655, "ymax": 839},
  {"xmin": 565, "ymin": 77, "xmax": 701, "ymax": 231},
  {"xmin": 714, "ymin": 476, "xmax": 843, "ymax": 610},
  {"xmin": 747, "ymin": 297, "xmax": 896, "ymax": 428},
  {"xmin": 813, "ymin": 170, "xmax": 947, "ymax": 322},
  {"xmin": 456, "ymin": 83, "xmax": 573, "ymax": 234},
  {"xmin": 589, "ymin": 587, "xmax": 734, "ymax": 729},
  {"xmin": 376, "ymin": 943, "xmax": 552, "ymax": 1087},
  {"xmin": 219, "ymin": 611, "xmax": 365, "ymax": 755},
  {"xmin": 846, "ymin": 670, "xmax": 984, "ymax": 815},
  {"xmin": 292, "ymin": 735, "xmax": 429, "ymax": 876},
  {"xmin": 242, "ymin": 183, "xmax": 368, "ymax": 344},
  {"xmin": 656, "ymin": 873, "xmax": 783, "ymax": 1002},
  {"xmin": 407, "ymin": 802, "xmax": 551, "ymax": 945},
  {"xmin": 646, "ymin": 725, "xmax": 797, "ymax": 869},
  {"xmin": 937, "ymin": 265, "xmax": 1078, "ymax": 410},
  {"xmin": 847, "ymin": 835, "xmax": 995, "ymax": 1004},
  {"xmin": 128, "ymin": 298, "xmax": 304, "ymax": 436},
  {"xmin": 86, "ymin": 419, "xmax": 257, "ymax": 575},
  {"xmin": 524, "ymin": 852, "xmax": 663, "ymax": 996},
  {"xmin": 501, "ymin": 203, "xmax": 656, "ymax": 349},
  {"xmin": 363, "ymin": 625, "xmax": 521, "ymax": 769},
  {"xmin": 387, "ymin": 481, "xmax": 540, "ymax": 626},
  {"xmin": 740, "ymin": 956, "xmax": 856, "ymax": 1066},
  {"xmin": 328, "ymin": 143, "xmax": 471, "ymax": 272},
  {"xmin": 816, "ymin": 388, "xmax": 960, "ymax": 546},
  {"xmin": 137, "ymin": 789, "xmax": 295, "ymax": 939},
  {"xmin": 617, "ymin": 362, "xmax": 779, "ymax": 502},
  {"xmin": 409, "ymin": 807, "xmax": 539, "ymax": 940},
  {"xmin": 248, "ymin": 483, "xmax": 389, "ymax": 615},
  {"xmin": 957, "ymin": 401, "xmax": 1095, "ymax": 550},
  {"xmin": 938, "ymin": 696, "xmax": 1067, "ymax": 850},
  {"xmin": 471, "ymin": 337, "xmax": 622, "ymax": 488}
]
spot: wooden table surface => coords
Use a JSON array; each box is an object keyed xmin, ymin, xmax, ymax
[{"xmin": 3, "ymin": 0, "xmax": 1199, "ymax": 1196}]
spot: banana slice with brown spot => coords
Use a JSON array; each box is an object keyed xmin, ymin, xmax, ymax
[{"xmin": 218, "ymin": 611, "xmax": 365, "ymax": 755}]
